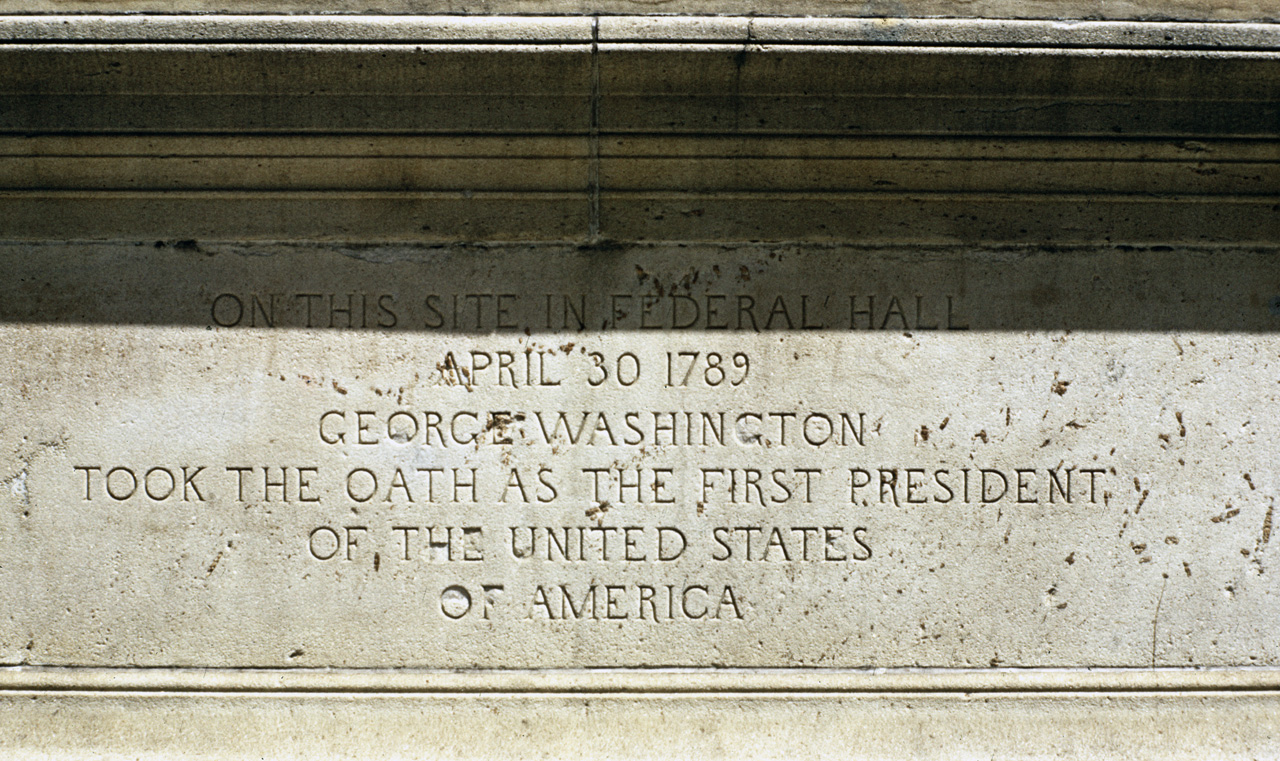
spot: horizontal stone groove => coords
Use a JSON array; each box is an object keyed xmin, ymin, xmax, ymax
[
  {"xmin": 4, "ymin": 192, "xmax": 1278, "ymax": 242},
  {"xmin": 5, "ymin": 189, "xmax": 1279, "ymax": 202},
  {"xmin": 5, "ymin": 667, "xmax": 1280, "ymax": 694},
  {"xmin": 2, "ymin": 137, "xmax": 1272, "ymax": 194},
  {"xmin": 3, "ymin": 16, "xmax": 1280, "ymax": 50},
  {"xmin": 7, "ymin": 41, "xmax": 1280, "ymax": 58},
  {"xmin": 1, "ymin": 135, "xmax": 1273, "ymax": 157}
]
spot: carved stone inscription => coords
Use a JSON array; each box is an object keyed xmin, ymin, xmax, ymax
[{"xmin": 0, "ymin": 243, "xmax": 1278, "ymax": 668}]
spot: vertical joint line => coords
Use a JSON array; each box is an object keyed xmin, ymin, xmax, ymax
[{"xmin": 588, "ymin": 14, "xmax": 601, "ymax": 243}]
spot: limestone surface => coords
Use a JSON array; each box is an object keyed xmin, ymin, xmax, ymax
[
  {"xmin": 1, "ymin": 242, "xmax": 1277, "ymax": 671},
  {"xmin": 3, "ymin": 10, "xmax": 1280, "ymax": 758}
]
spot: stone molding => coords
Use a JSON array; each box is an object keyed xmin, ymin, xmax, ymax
[{"xmin": 1, "ymin": 15, "xmax": 1278, "ymax": 243}]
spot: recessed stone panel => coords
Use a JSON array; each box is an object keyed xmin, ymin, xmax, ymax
[{"xmin": 1, "ymin": 242, "xmax": 1276, "ymax": 669}]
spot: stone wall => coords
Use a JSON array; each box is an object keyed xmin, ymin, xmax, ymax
[{"xmin": 2, "ymin": 9, "xmax": 1278, "ymax": 759}]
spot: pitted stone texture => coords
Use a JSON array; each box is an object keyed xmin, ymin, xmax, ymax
[{"xmin": 0, "ymin": 242, "xmax": 1276, "ymax": 670}]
